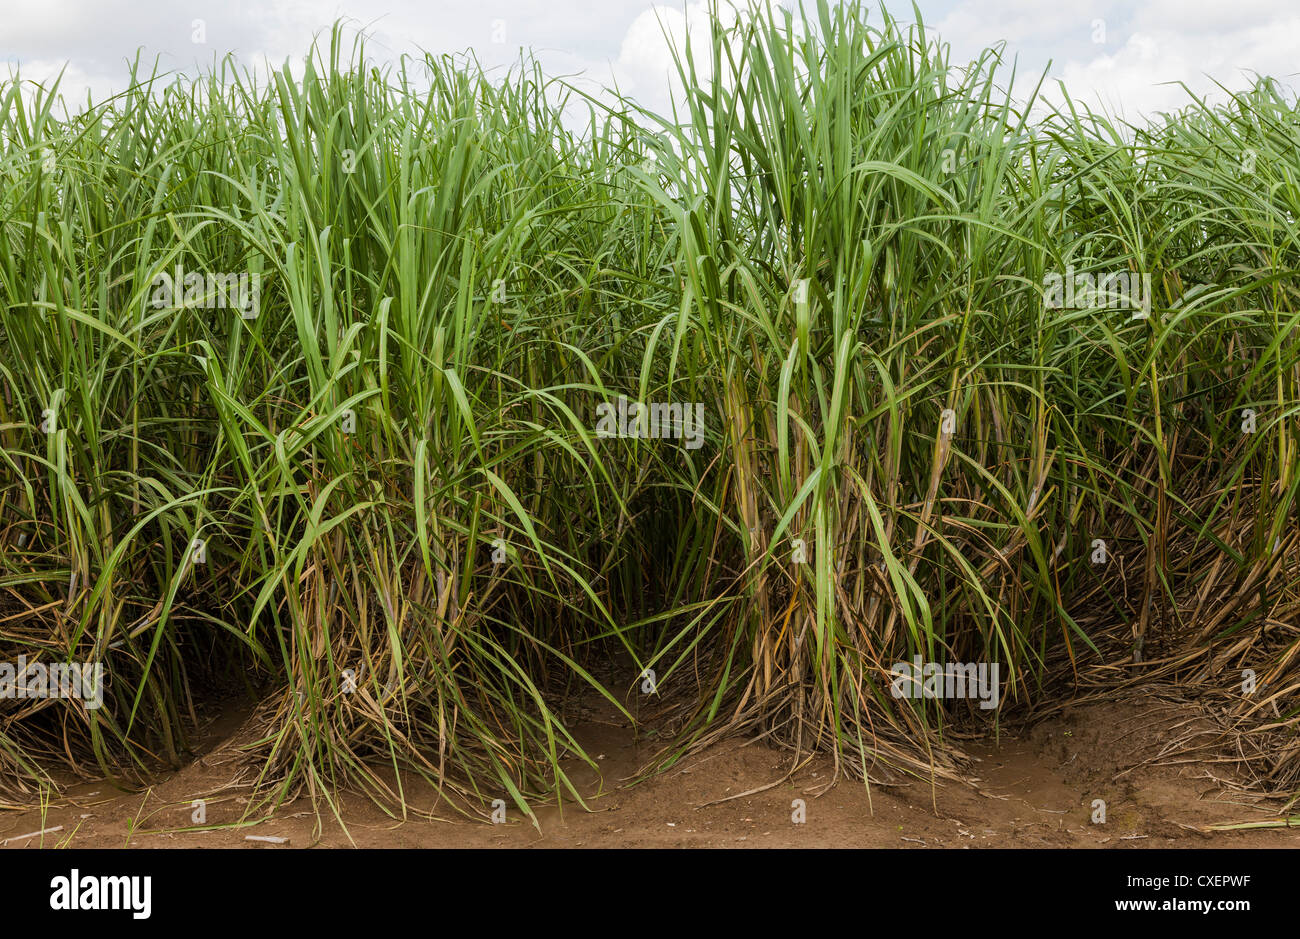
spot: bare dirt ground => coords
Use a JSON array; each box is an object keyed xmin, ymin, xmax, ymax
[{"xmin": 3, "ymin": 693, "xmax": 1296, "ymax": 849}]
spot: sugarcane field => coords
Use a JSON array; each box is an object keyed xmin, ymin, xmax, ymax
[{"xmin": 0, "ymin": 0, "xmax": 1295, "ymax": 922}]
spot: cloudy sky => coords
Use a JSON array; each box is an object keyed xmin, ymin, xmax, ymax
[{"xmin": 2, "ymin": 0, "xmax": 1297, "ymax": 120}]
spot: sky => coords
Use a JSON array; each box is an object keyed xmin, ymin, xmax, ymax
[{"xmin": 2, "ymin": 0, "xmax": 1297, "ymax": 121}]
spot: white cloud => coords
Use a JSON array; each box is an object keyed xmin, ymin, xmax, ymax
[
  {"xmin": 1, "ymin": 0, "xmax": 1296, "ymax": 122},
  {"xmin": 935, "ymin": 0, "xmax": 1300, "ymax": 120}
]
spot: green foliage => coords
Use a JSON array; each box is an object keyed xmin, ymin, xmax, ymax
[{"xmin": 2, "ymin": 3, "xmax": 1299, "ymax": 816}]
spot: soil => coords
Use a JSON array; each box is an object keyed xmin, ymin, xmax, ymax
[{"xmin": 3, "ymin": 693, "xmax": 1296, "ymax": 849}]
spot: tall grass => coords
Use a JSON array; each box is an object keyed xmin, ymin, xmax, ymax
[{"xmin": 2, "ymin": 1, "xmax": 1300, "ymax": 819}]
